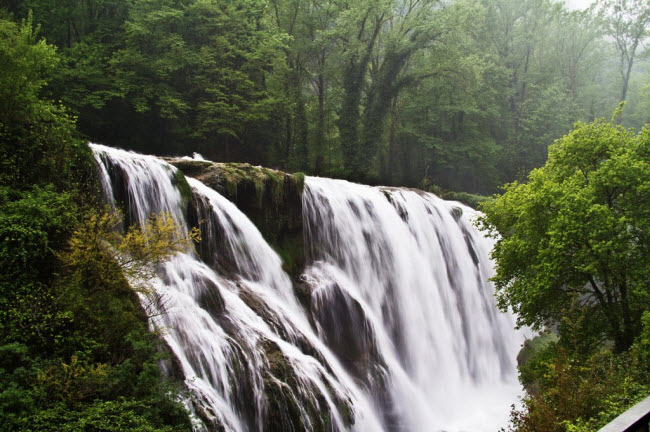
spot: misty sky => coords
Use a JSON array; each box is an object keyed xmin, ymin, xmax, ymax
[{"xmin": 564, "ymin": 0, "xmax": 594, "ymax": 9}]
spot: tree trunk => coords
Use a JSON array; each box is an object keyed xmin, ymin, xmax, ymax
[
  {"xmin": 314, "ymin": 69, "xmax": 325, "ymax": 175},
  {"xmin": 620, "ymin": 59, "xmax": 634, "ymax": 103},
  {"xmin": 387, "ymin": 96, "xmax": 399, "ymax": 185}
]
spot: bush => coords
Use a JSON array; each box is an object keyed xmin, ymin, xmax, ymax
[
  {"xmin": 0, "ymin": 210, "xmax": 195, "ymax": 431},
  {"xmin": 0, "ymin": 187, "xmax": 79, "ymax": 349},
  {"xmin": 505, "ymin": 311, "xmax": 650, "ymax": 431},
  {"xmin": 0, "ymin": 12, "xmax": 193, "ymax": 431},
  {"xmin": 26, "ymin": 399, "xmax": 188, "ymax": 432}
]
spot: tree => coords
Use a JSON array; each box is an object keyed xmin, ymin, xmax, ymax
[
  {"xmin": 480, "ymin": 113, "xmax": 650, "ymax": 352},
  {"xmin": 599, "ymin": 0, "xmax": 650, "ymax": 104},
  {"xmin": 333, "ymin": 0, "xmax": 391, "ymax": 180},
  {"xmin": 0, "ymin": 12, "xmax": 88, "ymax": 192},
  {"xmin": 61, "ymin": 210, "xmax": 200, "ymax": 323},
  {"xmin": 359, "ymin": 0, "xmax": 442, "ymax": 177},
  {"xmin": 0, "ymin": 14, "xmax": 193, "ymax": 430},
  {"xmin": 551, "ymin": 8, "xmax": 604, "ymax": 103},
  {"xmin": 392, "ymin": 1, "xmax": 504, "ymax": 191}
]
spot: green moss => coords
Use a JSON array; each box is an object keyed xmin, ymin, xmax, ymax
[
  {"xmin": 322, "ymin": 379, "xmax": 354, "ymax": 427},
  {"xmin": 216, "ymin": 163, "xmax": 286, "ymax": 207},
  {"xmin": 517, "ymin": 330, "xmax": 559, "ymax": 394},
  {"xmin": 439, "ymin": 190, "xmax": 494, "ymax": 209},
  {"xmin": 217, "ymin": 164, "xmax": 249, "ymax": 197},
  {"xmin": 171, "ymin": 169, "xmax": 192, "ymax": 202},
  {"xmin": 292, "ymin": 172, "xmax": 306, "ymax": 193},
  {"xmin": 171, "ymin": 160, "xmax": 305, "ymax": 277},
  {"xmin": 337, "ymin": 401, "xmax": 354, "ymax": 427},
  {"xmin": 262, "ymin": 340, "xmax": 345, "ymax": 432},
  {"xmin": 166, "ymin": 160, "xmax": 212, "ymax": 178},
  {"xmin": 420, "ymin": 182, "xmax": 494, "ymax": 209},
  {"xmin": 262, "ymin": 168, "xmax": 285, "ymax": 206},
  {"xmin": 272, "ymin": 233, "xmax": 305, "ymax": 278},
  {"xmin": 518, "ymin": 330, "xmax": 559, "ymax": 366},
  {"xmin": 262, "ymin": 341, "xmax": 306, "ymax": 431}
]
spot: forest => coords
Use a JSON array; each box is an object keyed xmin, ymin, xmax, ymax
[
  {"xmin": 2, "ymin": 0, "xmax": 650, "ymax": 192},
  {"xmin": 0, "ymin": 0, "xmax": 649, "ymax": 431}
]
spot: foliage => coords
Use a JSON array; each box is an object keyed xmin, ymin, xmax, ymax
[
  {"xmin": 0, "ymin": 13, "xmax": 91, "ymax": 193},
  {"xmin": 506, "ymin": 347, "xmax": 650, "ymax": 432},
  {"xmin": 0, "ymin": 208, "xmax": 196, "ymax": 432},
  {"xmin": 480, "ymin": 115, "xmax": 650, "ymax": 352},
  {"xmin": 293, "ymin": 172, "xmax": 306, "ymax": 193},
  {"xmin": 0, "ymin": 14, "xmax": 193, "ymax": 431},
  {"xmin": 442, "ymin": 191, "xmax": 494, "ymax": 209},
  {"xmin": 92, "ymin": 0, "xmax": 285, "ymax": 157},
  {"xmin": 63, "ymin": 210, "xmax": 200, "ymax": 288},
  {"xmin": 483, "ymin": 116, "xmax": 650, "ymax": 430},
  {"xmin": 62, "ymin": 210, "xmax": 200, "ymax": 318},
  {"xmin": 598, "ymin": 0, "xmax": 650, "ymax": 104},
  {"xmin": 6, "ymin": 0, "xmax": 650, "ymax": 193},
  {"xmin": 505, "ymin": 310, "xmax": 650, "ymax": 431},
  {"xmin": 0, "ymin": 187, "xmax": 78, "ymax": 348},
  {"xmin": 24, "ymin": 398, "xmax": 186, "ymax": 432}
]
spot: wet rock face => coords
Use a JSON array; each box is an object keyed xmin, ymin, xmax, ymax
[
  {"xmin": 169, "ymin": 160, "xmax": 305, "ymax": 278},
  {"xmin": 98, "ymin": 155, "xmax": 135, "ymax": 226},
  {"xmin": 311, "ymin": 281, "xmax": 380, "ymax": 380},
  {"xmin": 262, "ymin": 339, "xmax": 354, "ymax": 432},
  {"xmin": 196, "ymin": 278, "xmax": 226, "ymax": 319}
]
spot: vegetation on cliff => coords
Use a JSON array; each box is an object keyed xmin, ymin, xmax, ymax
[
  {"xmin": 0, "ymin": 15, "xmax": 193, "ymax": 431},
  {"xmin": 172, "ymin": 159, "xmax": 306, "ymax": 277},
  {"xmin": 481, "ymin": 113, "xmax": 650, "ymax": 430}
]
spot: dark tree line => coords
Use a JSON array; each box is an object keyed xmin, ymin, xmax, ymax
[{"xmin": 2, "ymin": 0, "xmax": 649, "ymax": 192}]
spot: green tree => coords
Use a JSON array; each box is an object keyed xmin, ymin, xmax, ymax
[
  {"xmin": 333, "ymin": 0, "xmax": 391, "ymax": 180},
  {"xmin": 107, "ymin": 0, "xmax": 285, "ymax": 158},
  {"xmin": 480, "ymin": 114, "xmax": 650, "ymax": 352},
  {"xmin": 392, "ymin": 1, "xmax": 503, "ymax": 191},
  {"xmin": 599, "ymin": 0, "xmax": 650, "ymax": 105},
  {"xmin": 0, "ymin": 12, "xmax": 88, "ymax": 192},
  {"xmin": 0, "ymin": 13, "xmax": 192, "ymax": 430}
]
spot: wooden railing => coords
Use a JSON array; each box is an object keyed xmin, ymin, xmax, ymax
[{"xmin": 598, "ymin": 396, "xmax": 650, "ymax": 432}]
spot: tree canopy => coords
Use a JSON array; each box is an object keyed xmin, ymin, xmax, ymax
[
  {"xmin": 480, "ymin": 112, "xmax": 650, "ymax": 352},
  {"xmin": 2, "ymin": 0, "xmax": 649, "ymax": 192},
  {"xmin": 0, "ymin": 14, "xmax": 193, "ymax": 431}
]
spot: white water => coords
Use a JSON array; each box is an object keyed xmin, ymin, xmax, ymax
[
  {"xmin": 304, "ymin": 178, "xmax": 525, "ymax": 431},
  {"xmin": 91, "ymin": 144, "xmax": 525, "ymax": 432}
]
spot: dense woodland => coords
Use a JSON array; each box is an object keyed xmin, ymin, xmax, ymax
[
  {"xmin": 2, "ymin": 0, "xmax": 650, "ymax": 192},
  {"xmin": 1, "ymin": 0, "xmax": 649, "ymax": 431}
]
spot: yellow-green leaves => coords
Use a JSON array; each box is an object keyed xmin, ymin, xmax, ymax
[{"xmin": 62, "ymin": 210, "xmax": 200, "ymax": 299}]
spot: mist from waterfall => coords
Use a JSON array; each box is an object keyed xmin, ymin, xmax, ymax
[{"xmin": 91, "ymin": 143, "xmax": 526, "ymax": 432}]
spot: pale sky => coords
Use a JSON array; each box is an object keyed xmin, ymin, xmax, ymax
[{"xmin": 563, "ymin": 0, "xmax": 594, "ymax": 10}]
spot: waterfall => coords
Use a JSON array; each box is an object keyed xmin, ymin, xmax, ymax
[{"xmin": 91, "ymin": 144, "xmax": 525, "ymax": 432}]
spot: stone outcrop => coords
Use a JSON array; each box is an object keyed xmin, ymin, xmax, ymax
[{"xmin": 167, "ymin": 159, "xmax": 306, "ymax": 277}]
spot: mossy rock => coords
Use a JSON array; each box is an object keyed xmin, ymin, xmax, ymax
[
  {"xmin": 517, "ymin": 330, "xmax": 559, "ymax": 367},
  {"xmin": 262, "ymin": 340, "xmax": 310, "ymax": 432},
  {"xmin": 168, "ymin": 159, "xmax": 306, "ymax": 278},
  {"xmin": 165, "ymin": 159, "xmax": 212, "ymax": 177},
  {"xmin": 450, "ymin": 206, "xmax": 463, "ymax": 221},
  {"xmin": 517, "ymin": 330, "xmax": 559, "ymax": 395},
  {"xmin": 171, "ymin": 168, "xmax": 193, "ymax": 203},
  {"xmin": 261, "ymin": 340, "xmax": 347, "ymax": 432},
  {"xmin": 439, "ymin": 190, "xmax": 494, "ymax": 209}
]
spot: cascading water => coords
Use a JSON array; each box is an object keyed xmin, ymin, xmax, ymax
[
  {"xmin": 91, "ymin": 143, "xmax": 526, "ymax": 432},
  {"xmin": 303, "ymin": 178, "xmax": 525, "ymax": 431}
]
